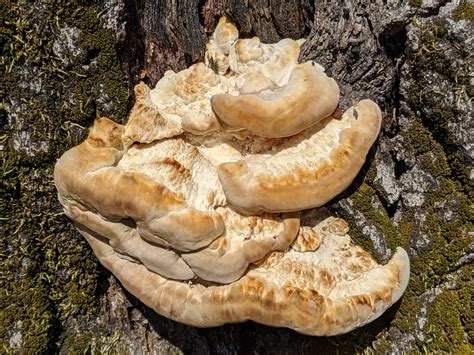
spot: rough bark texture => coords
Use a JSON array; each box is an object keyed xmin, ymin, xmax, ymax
[{"xmin": 1, "ymin": 0, "xmax": 472, "ymax": 353}]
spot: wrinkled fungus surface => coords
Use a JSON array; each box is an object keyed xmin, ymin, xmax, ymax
[{"xmin": 54, "ymin": 17, "xmax": 410, "ymax": 336}]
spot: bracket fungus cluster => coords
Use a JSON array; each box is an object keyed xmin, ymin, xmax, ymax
[{"xmin": 54, "ymin": 17, "xmax": 410, "ymax": 336}]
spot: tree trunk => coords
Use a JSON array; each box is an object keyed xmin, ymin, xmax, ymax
[{"xmin": 1, "ymin": 0, "xmax": 472, "ymax": 353}]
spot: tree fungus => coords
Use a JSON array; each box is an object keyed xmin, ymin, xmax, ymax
[{"xmin": 54, "ymin": 17, "xmax": 410, "ymax": 336}]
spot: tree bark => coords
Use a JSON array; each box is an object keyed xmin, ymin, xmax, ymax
[{"xmin": 1, "ymin": 0, "xmax": 471, "ymax": 353}]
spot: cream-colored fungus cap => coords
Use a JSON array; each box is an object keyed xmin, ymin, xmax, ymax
[
  {"xmin": 205, "ymin": 17, "xmax": 239, "ymax": 74},
  {"xmin": 54, "ymin": 16, "xmax": 410, "ymax": 336},
  {"xmin": 228, "ymin": 36, "xmax": 303, "ymax": 85},
  {"xmin": 211, "ymin": 62, "xmax": 340, "ymax": 138},
  {"xmin": 55, "ymin": 118, "xmax": 301, "ymax": 283},
  {"xmin": 217, "ymin": 100, "xmax": 382, "ymax": 214},
  {"xmin": 78, "ymin": 213, "xmax": 410, "ymax": 336},
  {"xmin": 123, "ymin": 63, "xmax": 237, "ymax": 144},
  {"xmin": 54, "ymin": 118, "xmax": 225, "ymax": 253}
]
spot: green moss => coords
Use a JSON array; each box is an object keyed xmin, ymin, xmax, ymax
[
  {"xmin": 363, "ymin": 162, "xmax": 377, "ymax": 185},
  {"xmin": 401, "ymin": 27, "xmax": 472, "ymax": 342},
  {"xmin": 409, "ymin": 0, "xmax": 423, "ymax": 8},
  {"xmin": 388, "ymin": 114, "xmax": 472, "ymax": 350},
  {"xmin": 398, "ymin": 219, "xmax": 414, "ymax": 252},
  {"xmin": 0, "ymin": 277, "xmax": 54, "ymax": 353},
  {"xmin": 1, "ymin": 0, "xmax": 128, "ymax": 352},
  {"xmin": 60, "ymin": 332, "xmax": 95, "ymax": 353},
  {"xmin": 422, "ymin": 266, "xmax": 473, "ymax": 353},
  {"xmin": 365, "ymin": 19, "xmax": 473, "ymax": 346},
  {"xmin": 336, "ymin": 183, "xmax": 400, "ymax": 263},
  {"xmin": 60, "ymin": 329, "xmax": 131, "ymax": 354},
  {"xmin": 453, "ymin": 1, "xmax": 474, "ymax": 22},
  {"xmin": 208, "ymin": 56, "xmax": 220, "ymax": 74},
  {"xmin": 405, "ymin": 20, "xmax": 473, "ymax": 197}
]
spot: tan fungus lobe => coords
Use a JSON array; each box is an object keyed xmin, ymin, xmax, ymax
[
  {"xmin": 211, "ymin": 62, "xmax": 340, "ymax": 138},
  {"xmin": 228, "ymin": 36, "xmax": 304, "ymax": 84},
  {"xmin": 205, "ymin": 17, "xmax": 239, "ymax": 74},
  {"xmin": 55, "ymin": 118, "xmax": 225, "ymax": 253},
  {"xmin": 217, "ymin": 99, "xmax": 382, "ymax": 214},
  {"xmin": 123, "ymin": 83, "xmax": 183, "ymax": 146},
  {"xmin": 80, "ymin": 221, "xmax": 410, "ymax": 336},
  {"xmin": 56, "ymin": 118, "xmax": 301, "ymax": 282},
  {"xmin": 54, "ymin": 17, "xmax": 410, "ymax": 336}
]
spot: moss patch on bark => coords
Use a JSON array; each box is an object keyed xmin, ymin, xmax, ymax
[{"xmin": 1, "ymin": 0, "xmax": 128, "ymax": 352}]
